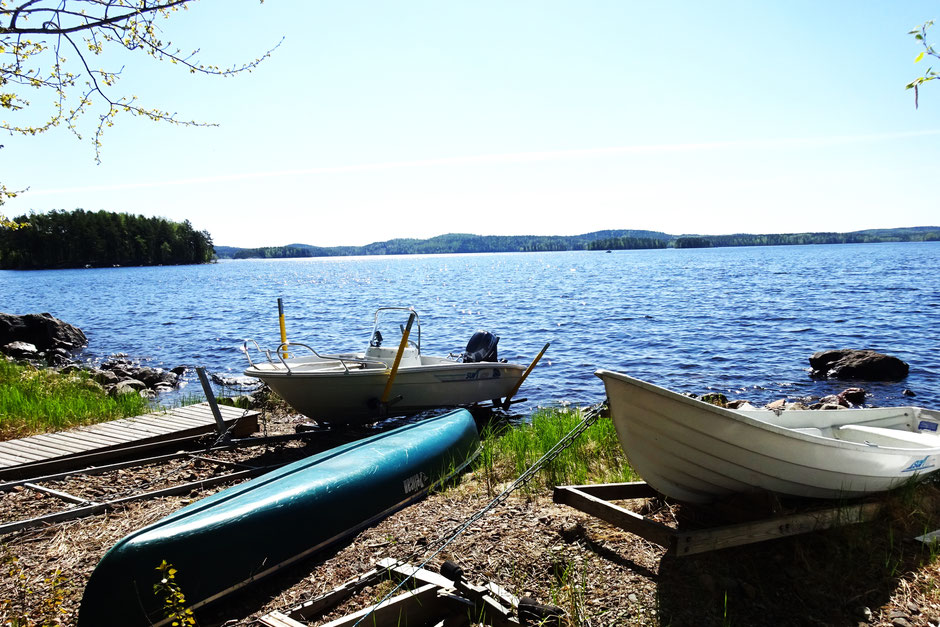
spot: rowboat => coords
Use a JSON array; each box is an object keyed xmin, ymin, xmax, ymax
[
  {"xmin": 78, "ymin": 408, "xmax": 481, "ymax": 627},
  {"xmin": 243, "ymin": 307, "xmax": 538, "ymax": 424},
  {"xmin": 596, "ymin": 369, "xmax": 940, "ymax": 503}
]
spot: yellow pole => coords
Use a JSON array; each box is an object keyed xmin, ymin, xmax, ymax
[
  {"xmin": 502, "ymin": 342, "xmax": 550, "ymax": 409},
  {"xmin": 380, "ymin": 312, "xmax": 416, "ymax": 404},
  {"xmin": 277, "ymin": 298, "xmax": 289, "ymax": 359}
]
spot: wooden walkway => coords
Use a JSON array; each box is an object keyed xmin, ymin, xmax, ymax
[{"xmin": 0, "ymin": 403, "xmax": 258, "ymax": 480}]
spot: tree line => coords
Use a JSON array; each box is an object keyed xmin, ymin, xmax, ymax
[
  {"xmin": 670, "ymin": 231, "xmax": 940, "ymax": 249},
  {"xmin": 0, "ymin": 209, "xmax": 215, "ymax": 269},
  {"xmin": 224, "ymin": 231, "xmax": 673, "ymax": 258}
]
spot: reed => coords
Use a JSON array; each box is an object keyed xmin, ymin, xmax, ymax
[
  {"xmin": 0, "ymin": 359, "xmax": 150, "ymax": 440},
  {"xmin": 478, "ymin": 406, "xmax": 636, "ymax": 493}
]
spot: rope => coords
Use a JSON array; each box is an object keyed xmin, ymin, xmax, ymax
[{"xmin": 351, "ymin": 401, "xmax": 606, "ymax": 627}]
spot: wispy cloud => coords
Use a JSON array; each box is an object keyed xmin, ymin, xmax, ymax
[{"xmin": 30, "ymin": 129, "xmax": 940, "ymax": 195}]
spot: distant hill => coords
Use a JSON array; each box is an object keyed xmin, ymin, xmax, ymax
[{"xmin": 214, "ymin": 227, "xmax": 940, "ymax": 259}]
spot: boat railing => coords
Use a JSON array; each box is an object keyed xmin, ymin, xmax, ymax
[{"xmin": 244, "ymin": 340, "xmax": 386, "ymax": 374}]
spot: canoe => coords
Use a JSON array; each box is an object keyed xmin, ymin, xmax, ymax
[
  {"xmin": 78, "ymin": 409, "xmax": 481, "ymax": 626},
  {"xmin": 243, "ymin": 307, "xmax": 531, "ymax": 424},
  {"xmin": 596, "ymin": 369, "xmax": 940, "ymax": 503}
]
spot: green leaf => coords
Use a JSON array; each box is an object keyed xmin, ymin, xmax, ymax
[{"xmin": 916, "ymin": 52, "xmax": 926, "ymax": 63}]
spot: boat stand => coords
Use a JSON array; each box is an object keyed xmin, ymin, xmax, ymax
[
  {"xmin": 258, "ymin": 557, "xmax": 560, "ymax": 627},
  {"xmin": 552, "ymin": 482, "xmax": 885, "ymax": 556}
]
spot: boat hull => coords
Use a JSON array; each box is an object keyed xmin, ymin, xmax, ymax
[
  {"xmin": 247, "ymin": 361, "xmax": 525, "ymax": 424},
  {"xmin": 597, "ymin": 369, "xmax": 940, "ymax": 503},
  {"xmin": 78, "ymin": 409, "xmax": 481, "ymax": 626}
]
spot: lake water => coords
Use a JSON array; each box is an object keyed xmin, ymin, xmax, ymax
[{"xmin": 2, "ymin": 242, "xmax": 938, "ymax": 412}]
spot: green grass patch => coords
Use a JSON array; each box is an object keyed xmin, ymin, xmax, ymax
[
  {"xmin": 477, "ymin": 406, "xmax": 637, "ymax": 494},
  {"xmin": 0, "ymin": 359, "xmax": 151, "ymax": 440}
]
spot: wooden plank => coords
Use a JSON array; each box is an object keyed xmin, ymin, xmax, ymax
[
  {"xmin": 0, "ymin": 438, "xmax": 87, "ymax": 459},
  {"xmin": 39, "ymin": 429, "xmax": 132, "ymax": 447},
  {"xmin": 674, "ymin": 501, "xmax": 884, "ymax": 556},
  {"xmin": 0, "ymin": 467, "xmax": 268, "ymax": 536},
  {"xmin": 257, "ymin": 611, "xmax": 307, "ymax": 627},
  {"xmin": 164, "ymin": 406, "xmax": 218, "ymax": 421},
  {"xmin": 130, "ymin": 414, "xmax": 211, "ymax": 431},
  {"xmin": 22, "ymin": 483, "xmax": 95, "ymax": 505},
  {"xmin": 553, "ymin": 485, "xmax": 675, "ymax": 548},
  {"xmin": 563, "ymin": 481, "xmax": 660, "ymax": 501},
  {"xmin": 15, "ymin": 434, "xmax": 91, "ymax": 454},
  {"xmin": 80, "ymin": 423, "xmax": 179, "ymax": 442},
  {"xmin": 0, "ymin": 445, "xmax": 48, "ymax": 462},
  {"xmin": 318, "ymin": 583, "xmax": 446, "ymax": 627},
  {"xmin": 0, "ymin": 450, "xmax": 37, "ymax": 465},
  {"xmin": 71, "ymin": 424, "xmax": 141, "ymax": 441},
  {"xmin": 285, "ymin": 568, "xmax": 384, "ymax": 620}
]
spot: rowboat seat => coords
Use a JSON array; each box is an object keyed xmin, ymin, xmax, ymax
[{"xmin": 835, "ymin": 425, "xmax": 939, "ymax": 449}]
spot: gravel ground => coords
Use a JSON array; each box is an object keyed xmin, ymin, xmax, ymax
[{"xmin": 3, "ymin": 408, "xmax": 940, "ymax": 627}]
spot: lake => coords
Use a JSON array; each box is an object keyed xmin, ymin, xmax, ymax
[{"xmin": 2, "ymin": 242, "xmax": 938, "ymax": 412}]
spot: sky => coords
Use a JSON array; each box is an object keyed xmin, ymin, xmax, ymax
[{"xmin": 2, "ymin": 1, "xmax": 940, "ymax": 248}]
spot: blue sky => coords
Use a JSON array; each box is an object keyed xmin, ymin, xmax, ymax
[{"xmin": 3, "ymin": 1, "xmax": 939, "ymax": 247}]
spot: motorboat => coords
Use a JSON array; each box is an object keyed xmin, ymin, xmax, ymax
[
  {"xmin": 243, "ymin": 307, "xmax": 541, "ymax": 424},
  {"xmin": 596, "ymin": 369, "xmax": 940, "ymax": 503},
  {"xmin": 79, "ymin": 408, "xmax": 480, "ymax": 626}
]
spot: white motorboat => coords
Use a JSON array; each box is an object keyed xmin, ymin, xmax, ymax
[
  {"xmin": 243, "ymin": 308, "xmax": 540, "ymax": 424},
  {"xmin": 596, "ymin": 369, "xmax": 940, "ymax": 503}
]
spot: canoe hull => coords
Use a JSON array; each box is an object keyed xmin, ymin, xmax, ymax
[
  {"xmin": 596, "ymin": 369, "xmax": 940, "ymax": 503},
  {"xmin": 78, "ymin": 409, "xmax": 480, "ymax": 626}
]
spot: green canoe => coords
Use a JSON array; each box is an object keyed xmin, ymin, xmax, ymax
[{"xmin": 78, "ymin": 409, "xmax": 480, "ymax": 626}]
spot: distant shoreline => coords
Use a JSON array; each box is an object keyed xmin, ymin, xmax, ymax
[{"xmin": 215, "ymin": 226, "xmax": 940, "ymax": 260}]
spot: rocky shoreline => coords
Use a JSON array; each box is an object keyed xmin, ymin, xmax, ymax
[
  {"xmin": 0, "ymin": 312, "xmax": 189, "ymax": 399},
  {"xmin": 1, "ymin": 312, "xmax": 917, "ymax": 410}
]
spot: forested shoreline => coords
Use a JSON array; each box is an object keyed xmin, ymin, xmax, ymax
[
  {"xmin": 0, "ymin": 209, "xmax": 214, "ymax": 270},
  {"xmin": 218, "ymin": 227, "xmax": 940, "ymax": 259},
  {"xmin": 2, "ymin": 211, "xmax": 937, "ymax": 270}
]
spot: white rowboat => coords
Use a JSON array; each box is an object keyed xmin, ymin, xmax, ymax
[
  {"xmin": 596, "ymin": 369, "xmax": 940, "ymax": 503},
  {"xmin": 244, "ymin": 308, "xmax": 530, "ymax": 425}
]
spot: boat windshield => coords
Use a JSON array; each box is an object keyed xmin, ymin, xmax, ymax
[{"xmin": 369, "ymin": 307, "xmax": 421, "ymax": 353}]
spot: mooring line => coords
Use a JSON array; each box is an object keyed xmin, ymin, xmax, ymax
[{"xmin": 351, "ymin": 400, "xmax": 606, "ymax": 627}]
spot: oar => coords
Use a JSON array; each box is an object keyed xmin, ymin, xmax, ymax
[
  {"xmin": 380, "ymin": 312, "xmax": 416, "ymax": 406},
  {"xmin": 502, "ymin": 342, "xmax": 549, "ymax": 409}
]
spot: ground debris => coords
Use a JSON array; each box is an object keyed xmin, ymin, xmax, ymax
[{"xmin": 3, "ymin": 411, "xmax": 940, "ymax": 626}]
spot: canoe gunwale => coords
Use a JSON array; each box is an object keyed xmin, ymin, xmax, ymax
[{"xmin": 152, "ymin": 445, "xmax": 482, "ymax": 626}]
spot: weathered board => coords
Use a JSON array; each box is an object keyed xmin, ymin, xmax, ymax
[
  {"xmin": 553, "ymin": 482, "xmax": 886, "ymax": 556},
  {"xmin": 0, "ymin": 403, "xmax": 258, "ymax": 480}
]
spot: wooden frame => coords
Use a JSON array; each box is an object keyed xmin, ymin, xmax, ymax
[
  {"xmin": 259, "ymin": 558, "xmax": 522, "ymax": 627},
  {"xmin": 552, "ymin": 481, "xmax": 884, "ymax": 556}
]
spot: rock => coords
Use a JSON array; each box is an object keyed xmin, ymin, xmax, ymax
[
  {"xmin": 809, "ymin": 349, "xmax": 909, "ymax": 381},
  {"xmin": 726, "ymin": 400, "xmax": 754, "ymax": 410},
  {"xmin": 838, "ymin": 387, "xmax": 867, "ymax": 406},
  {"xmin": 112, "ymin": 379, "xmax": 146, "ymax": 396},
  {"xmin": 903, "ymin": 389, "xmax": 917, "ymax": 397},
  {"xmin": 819, "ymin": 394, "xmax": 848, "ymax": 408},
  {"xmin": 700, "ymin": 393, "xmax": 728, "ymax": 407},
  {"xmin": 0, "ymin": 313, "xmax": 87, "ymax": 353},
  {"xmin": 2, "ymin": 341, "xmax": 39, "ymax": 359},
  {"xmin": 92, "ymin": 369, "xmax": 120, "ymax": 386},
  {"xmin": 766, "ymin": 399, "xmax": 787, "ymax": 411},
  {"xmin": 171, "ymin": 365, "xmax": 188, "ymax": 376}
]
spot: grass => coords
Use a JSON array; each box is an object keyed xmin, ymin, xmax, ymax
[
  {"xmin": 0, "ymin": 358, "xmax": 151, "ymax": 440},
  {"xmin": 476, "ymin": 405, "xmax": 637, "ymax": 495}
]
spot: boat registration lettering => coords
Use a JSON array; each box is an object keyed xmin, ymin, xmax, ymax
[
  {"xmin": 918, "ymin": 421, "xmax": 939, "ymax": 432},
  {"xmin": 902, "ymin": 456, "xmax": 936, "ymax": 473},
  {"xmin": 403, "ymin": 472, "xmax": 428, "ymax": 494}
]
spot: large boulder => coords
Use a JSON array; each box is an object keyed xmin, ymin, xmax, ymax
[
  {"xmin": 0, "ymin": 313, "xmax": 87, "ymax": 353},
  {"xmin": 809, "ymin": 349, "xmax": 909, "ymax": 381}
]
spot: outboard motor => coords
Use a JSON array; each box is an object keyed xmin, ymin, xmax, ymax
[{"xmin": 462, "ymin": 330, "xmax": 500, "ymax": 363}]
